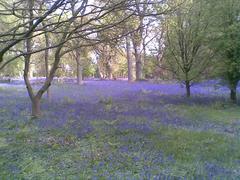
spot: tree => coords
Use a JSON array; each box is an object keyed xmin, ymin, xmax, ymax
[
  {"xmin": 165, "ymin": 0, "xmax": 212, "ymax": 97},
  {"xmin": 126, "ymin": 35, "xmax": 134, "ymax": 82},
  {"xmin": 130, "ymin": 0, "xmax": 150, "ymax": 81},
  {"xmin": 131, "ymin": 0, "xmax": 176, "ymax": 81},
  {"xmin": 0, "ymin": 0, "xmax": 179, "ymax": 117},
  {"xmin": 148, "ymin": 21, "xmax": 167, "ymax": 79},
  {"xmin": 69, "ymin": 0, "xmax": 85, "ymax": 85},
  {"xmin": 210, "ymin": 0, "xmax": 240, "ymax": 103},
  {"xmin": 22, "ymin": 0, "xmax": 145, "ymax": 117},
  {"xmin": 0, "ymin": 0, "xmax": 66, "ymax": 69}
]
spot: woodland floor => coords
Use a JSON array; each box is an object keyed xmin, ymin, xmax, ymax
[{"xmin": 0, "ymin": 80, "xmax": 240, "ymax": 179}]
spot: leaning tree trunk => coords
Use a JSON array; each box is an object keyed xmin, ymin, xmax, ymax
[
  {"xmin": 185, "ymin": 80, "xmax": 191, "ymax": 97},
  {"xmin": 76, "ymin": 50, "xmax": 83, "ymax": 85},
  {"xmin": 126, "ymin": 36, "xmax": 134, "ymax": 82}
]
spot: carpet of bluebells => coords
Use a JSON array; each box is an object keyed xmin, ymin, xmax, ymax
[{"xmin": 0, "ymin": 79, "xmax": 240, "ymax": 179}]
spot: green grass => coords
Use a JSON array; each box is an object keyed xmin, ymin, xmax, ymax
[
  {"xmin": 0, "ymin": 117, "xmax": 239, "ymax": 179},
  {"xmin": 153, "ymin": 126, "xmax": 239, "ymax": 167},
  {"xmin": 165, "ymin": 102, "xmax": 240, "ymax": 126},
  {"xmin": 0, "ymin": 86, "xmax": 240, "ymax": 178}
]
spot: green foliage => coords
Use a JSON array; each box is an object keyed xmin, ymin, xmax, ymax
[
  {"xmin": 209, "ymin": 0, "xmax": 240, "ymax": 93},
  {"xmin": 143, "ymin": 55, "xmax": 158, "ymax": 78},
  {"xmin": 164, "ymin": 0, "xmax": 214, "ymax": 83},
  {"xmin": 165, "ymin": 102, "xmax": 240, "ymax": 126},
  {"xmin": 0, "ymin": 57, "xmax": 24, "ymax": 77},
  {"xmin": 83, "ymin": 62, "xmax": 96, "ymax": 77}
]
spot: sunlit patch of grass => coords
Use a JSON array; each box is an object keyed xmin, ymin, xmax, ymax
[
  {"xmin": 165, "ymin": 103, "xmax": 240, "ymax": 125},
  {"xmin": 146, "ymin": 125, "xmax": 240, "ymax": 177},
  {"xmin": 152, "ymin": 125, "xmax": 238, "ymax": 162}
]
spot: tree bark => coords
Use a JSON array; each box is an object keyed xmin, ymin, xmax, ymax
[
  {"xmin": 23, "ymin": 0, "xmax": 40, "ymax": 117},
  {"xmin": 133, "ymin": 42, "xmax": 143, "ymax": 81},
  {"xmin": 132, "ymin": 1, "xmax": 145, "ymax": 81},
  {"xmin": 32, "ymin": 97, "xmax": 41, "ymax": 117},
  {"xmin": 44, "ymin": 28, "xmax": 51, "ymax": 101},
  {"xmin": 126, "ymin": 36, "xmax": 134, "ymax": 82},
  {"xmin": 230, "ymin": 86, "xmax": 237, "ymax": 103},
  {"xmin": 185, "ymin": 80, "xmax": 191, "ymax": 97},
  {"xmin": 76, "ymin": 50, "xmax": 83, "ymax": 85}
]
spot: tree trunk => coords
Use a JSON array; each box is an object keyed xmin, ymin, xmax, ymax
[
  {"xmin": 106, "ymin": 62, "xmax": 113, "ymax": 80},
  {"xmin": 44, "ymin": 30, "xmax": 51, "ymax": 101},
  {"xmin": 134, "ymin": 44, "xmax": 143, "ymax": 81},
  {"xmin": 46, "ymin": 87, "xmax": 51, "ymax": 101},
  {"xmin": 96, "ymin": 66, "xmax": 102, "ymax": 79},
  {"xmin": 76, "ymin": 50, "xmax": 83, "ymax": 85},
  {"xmin": 185, "ymin": 80, "xmax": 191, "ymax": 97},
  {"xmin": 77, "ymin": 65, "xmax": 83, "ymax": 84},
  {"xmin": 126, "ymin": 36, "xmax": 134, "ymax": 82},
  {"xmin": 230, "ymin": 87, "xmax": 237, "ymax": 103},
  {"xmin": 32, "ymin": 97, "xmax": 41, "ymax": 117},
  {"xmin": 132, "ymin": 3, "xmax": 144, "ymax": 81}
]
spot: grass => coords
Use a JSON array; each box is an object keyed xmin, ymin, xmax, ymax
[
  {"xmin": 1, "ymin": 120, "xmax": 239, "ymax": 179},
  {"xmin": 168, "ymin": 102, "xmax": 240, "ymax": 126},
  {"xmin": 0, "ymin": 82, "xmax": 240, "ymax": 179}
]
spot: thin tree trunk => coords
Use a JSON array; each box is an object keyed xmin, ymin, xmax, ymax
[
  {"xmin": 24, "ymin": 0, "xmax": 40, "ymax": 117},
  {"xmin": 76, "ymin": 50, "xmax": 83, "ymax": 85},
  {"xmin": 185, "ymin": 80, "xmax": 191, "ymax": 97},
  {"xmin": 44, "ymin": 30, "xmax": 51, "ymax": 101},
  {"xmin": 230, "ymin": 85, "xmax": 237, "ymax": 103},
  {"xmin": 142, "ymin": 37, "xmax": 146, "ymax": 76},
  {"xmin": 126, "ymin": 36, "xmax": 134, "ymax": 82}
]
